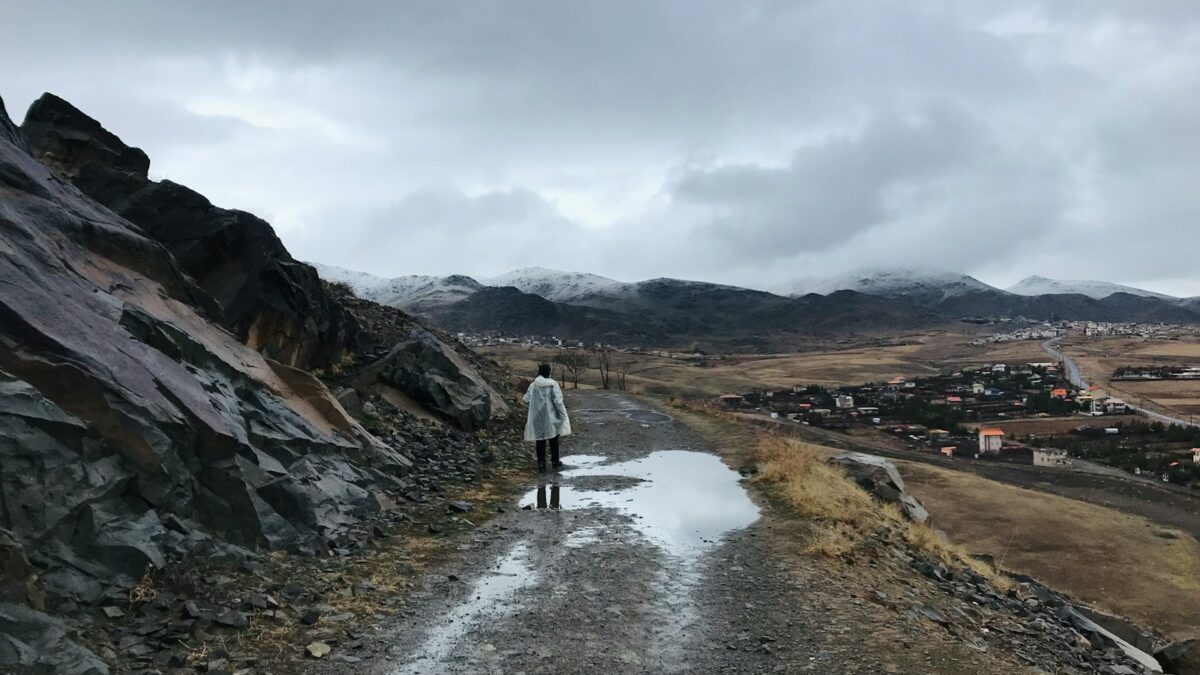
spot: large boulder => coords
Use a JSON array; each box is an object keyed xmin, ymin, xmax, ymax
[
  {"xmin": 19, "ymin": 93, "xmax": 362, "ymax": 371},
  {"xmin": 367, "ymin": 326, "xmax": 507, "ymax": 431},
  {"xmin": 1157, "ymin": 639, "xmax": 1200, "ymax": 675},
  {"xmin": 828, "ymin": 452, "xmax": 929, "ymax": 523},
  {"xmin": 20, "ymin": 93, "xmax": 147, "ymax": 177}
]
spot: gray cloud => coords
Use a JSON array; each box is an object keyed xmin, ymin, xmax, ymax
[{"xmin": 2, "ymin": 1, "xmax": 1199, "ymax": 294}]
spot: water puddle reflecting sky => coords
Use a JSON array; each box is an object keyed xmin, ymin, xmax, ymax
[
  {"xmin": 395, "ymin": 450, "xmax": 758, "ymax": 673},
  {"xmin": 520, "ymin": 450, "xmax": 760, "ymax": 557}
]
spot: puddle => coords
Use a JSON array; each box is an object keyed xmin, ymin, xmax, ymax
[
  {"xmin": 627, "ymin": 409, "xmax": 671, "ymax": 424},
  {"xmin": 396, "ymin": 450, "xmax": 758, "ymax": 672},
  {"xmin": 574, "ymin": 408, "xmax": 673, "ymax": 424},
  {"xmin": 519, "ymin": 450, "xmax": 759, "ymax": 557},
  {"xmin": 398, "ymin": 542, "xmax": 536, "ymax": 674},
  {"xmin": 562, "ymin": 453, "xmax": 607, "ymax": 467}
]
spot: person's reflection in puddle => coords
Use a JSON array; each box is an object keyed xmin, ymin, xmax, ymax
[{"xmin": 535, "ymin": 484, "xmax": 561, "ymax": 509}]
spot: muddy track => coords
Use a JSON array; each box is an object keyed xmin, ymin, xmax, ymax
[{"xmin": 315, "ymin": 390, "xmax": 1024, "ymax": 674}]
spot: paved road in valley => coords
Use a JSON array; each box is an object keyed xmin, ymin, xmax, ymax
[{"xmin": 1042, "ymin": 337, "xmax": 1200, "ymax": 429}]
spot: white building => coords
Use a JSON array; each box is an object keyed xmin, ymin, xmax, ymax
[
  {"xmin": 978, "ymin": 428, "xmax": 1005, "ymax": 454},
  {"xmin": 1033, "ymin": 448, "xmax": 1071, "ymax": 468},
  {"xmin": 834, "ymin": 394, "xmax": 855, "ymax": 409}
]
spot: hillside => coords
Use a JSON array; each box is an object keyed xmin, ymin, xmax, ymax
[
  {"xmin": 315, "ymin": 262, "xmax": 1200, "ymax": 346},
  {"xmin": 311, "ymin": 262, "xmax": 483, "ymax": 313},
  {"xmin": 1007, "ymin": 275, "xmax": 1175, "ymax": 300},
  {"xmin": 484, "ymin": 267, "xmax": 622, "ymax": 302},
  {"xmin": 782, "ymin": 268, "xmax": 1000, "ymax": 303},
  {"xmin": 937, "ymin": 289, "xmax": 1200, "ymax": 323},
  {"xmin": 0, "ymin": 92, "xmax": 524, "ymax": 673}
]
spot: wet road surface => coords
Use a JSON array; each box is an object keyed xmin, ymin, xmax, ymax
[
  {"xmin": 322, "ymin": 390, "xmax": 1041, "ymax": 675},
  {"xmin": 349, "ymin": 391, "xmax": 762, "ymax": 673}
]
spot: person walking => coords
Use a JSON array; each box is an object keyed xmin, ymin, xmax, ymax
[{"xmin": 523, "ymin": 363, "xmax": 572, "ymax": 472}]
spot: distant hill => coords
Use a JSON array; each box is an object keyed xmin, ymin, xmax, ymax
[
  {"xmin": 937, "ymin": 290, "xmax": 1200, "ymax": 324},
  {"xmin": 1006, "ymin": 275, "xmax": 1175, "ymax": 301},
  {"xmin": 781, "ymin": 268, "xmax": 1000, "ymax": 303},
  {"xmin": 310, "ymin": 263, "xmax": 482, "ymax": 313},
  {"xmin": 313, "ymin": 263, "xmax": 1200, "ymax": 346},
  {"xmin": 483, "ymin": 267, "xmax": 622, "ymax": 302}
]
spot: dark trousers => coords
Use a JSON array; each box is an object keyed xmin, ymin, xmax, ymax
[{"xmin": 536, "ymin": 435, "xmax": 560, "ymax": 467}]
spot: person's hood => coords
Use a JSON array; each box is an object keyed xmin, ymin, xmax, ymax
[{"xmin": 533, "ymin": 376, "xmax": 557, "ymax": 387}]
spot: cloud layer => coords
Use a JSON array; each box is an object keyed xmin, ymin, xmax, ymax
[{"xmin": 3, "ymin": 1, "xmax": 1199, "ymax": 294}]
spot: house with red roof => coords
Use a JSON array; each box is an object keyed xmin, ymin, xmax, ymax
[{"xmin": 978, "ymin": 428, "xmax": 1005, "ymax": 454}]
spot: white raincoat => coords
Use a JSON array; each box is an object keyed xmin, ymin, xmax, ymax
[{"xmin": 522, "ymin": 376, "xmax": 572, "ymax": 442}]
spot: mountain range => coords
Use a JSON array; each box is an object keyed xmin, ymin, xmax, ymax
[{"xmin": 312, "ymin": 264, "xmax": 1200, "ymax": 347}]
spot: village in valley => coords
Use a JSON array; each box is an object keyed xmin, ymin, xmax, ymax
[
  {"xmin": 723, "ymin": 359, "xmax": 1200, "ymax": 489},
  {"xmin": 469, "ymin": 319, "xmax": 1200, "ymax": 495}
]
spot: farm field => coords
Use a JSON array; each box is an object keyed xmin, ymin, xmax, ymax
[
  {"xmin": 481, "ymin": 330, "xmax": 1050, "ymax": 399},
  {"xmin": 1061, "ymin": 336, "xmax": 1200, "ymax": 421},
  {"xmin": 898, "ymin": 459, "xmax": 1200, "ymax": 639}
]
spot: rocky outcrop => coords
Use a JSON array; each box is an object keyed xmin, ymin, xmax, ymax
[
  {"xmin": 0, "ymin": 530, "xmax": 41, "ymax": 610},
  {"xmin": 1157, "ymin": 639, "xmax": 1200, "ymax": 674},
  {"xmin": 828, "ymin": 452, "xmax": 929, "ymax": 523},
  {"xmin": 0, "ymin": 602, "xmax": 110, "ymax": 674},
  {"xmin": 0, "ymin": 96, "xmax": 23, "ymax": 150},
  {"xmin": 0, "ymin": 96, "xmax": 411, "ymax": 617},
  {"xmin": 364, "ymin": 326, "xmax": 508, "ymax": 431},
  {"xmin": 19, "ymin": 93, "xmax": 361, "ymax": 371}
]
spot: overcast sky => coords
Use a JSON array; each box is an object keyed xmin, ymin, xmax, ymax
[{"xmin": 3, "ymin": 1, "xmax": 1199, "ymax": 295}]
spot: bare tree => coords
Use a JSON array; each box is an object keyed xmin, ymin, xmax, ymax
[
  {"xmin": 616, "ymin": 359, "xmax": 633, "ymax": 391},
  {"xmin": 594, "ymin": 348, "xmax": 612, "ymax": 390},
  {"xmin": 552, "ymin": 350, "xmax": 590, "ymax": 388}
]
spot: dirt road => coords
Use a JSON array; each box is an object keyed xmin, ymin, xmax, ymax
[{"xmin": 320, "ymin": 390, "xmax": 1020, "ymax": 674}]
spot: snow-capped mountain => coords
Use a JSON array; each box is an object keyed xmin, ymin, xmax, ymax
[
  {"xmin": 781, "ymin": 268, "xmax": 1000, "ymax": 301},
  {"xmin": 311, "ymin": 263, "xmax": 625, "ymax": 311},
  {"xmin": 483, "ymin": 267, "xmax": 622, "ymax": 302},
  {"xmin": 1006, "ymin": 276, "xmax": 1175, "ymax": 301},
  {"xmin": 310, "ymin": 263, "xmax": 482, "ymax": 312}
]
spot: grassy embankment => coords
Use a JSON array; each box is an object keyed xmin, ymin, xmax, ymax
[
  {"xmin": 675, "ymin": 403, "xmax": 1200, "ymax": 638},
  {"xmin": 753, "ymin": 436, "xmax": 1007, "ymax": 585}
]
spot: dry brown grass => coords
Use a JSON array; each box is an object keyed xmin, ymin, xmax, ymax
[
  {"xmin": 481, "ymin": 331, "xmax": 1050, "ymax": 400},
  {"xmin": 898, "ymin": 459, "xmax": 1200, "ymax": 637},
  {"xmin": 1063, "ymin": 336, "xmax": 1200, "ymax": 421},
  {"xmin": 753, "ymin": 436, "xmax": 1008, "ymax": 587}
]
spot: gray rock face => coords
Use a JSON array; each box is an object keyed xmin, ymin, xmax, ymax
[
  {"xmin": 0, "ymin": 96, "xmax": 409, "ymax": 604},
  {"xmin": 0, "ymin": 602, "xmax": 110, "ymax": 674},
  {"xmin": 0, "ymin": 530, "xmax": 40, "ymax": 610},
  {"xmin": 0, "ymin": 95, "xmax": 24, "ymax": 150},
  {"xmin": 828, "ymin": 452, "xmax": 930, "ymax": 523},
  {"xmin": 19, "ymin": 92, "xmax": 362, "ymax": 371},
  {"xmin": 368, "ymin": 326, "xmax": 508, "ymax": 431},
  {"xmin": 21, "ymin": 93, "xmax": 148, "ymax": 177},
  {"xmin": 1157, "ymin": 639, "xmax": 1200, "ymax": 674}
]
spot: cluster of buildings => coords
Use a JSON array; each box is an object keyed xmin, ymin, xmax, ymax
[
  {"xmin": 968, "ymin": 320, "xmax": 1200, "ymax": 346},
  {"xmin": 722, "ymin": 361, "xmax": 1142, "ymax": 466},
  {"xmin": 969, "ymin": 325, "xmax": 1060, "ymax": 345},
  {"xmin": 1112, "ymin": 365, "xmax": 1200, "ymax": 381},
  {"xmin": 1066, "ymin": 321, "xmax": 1200, "ymax": 338}
]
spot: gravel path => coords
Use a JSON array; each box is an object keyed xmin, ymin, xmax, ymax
[{"xmin": 322, "ymin": 390, "xmax": 1028, "ymax": 674}]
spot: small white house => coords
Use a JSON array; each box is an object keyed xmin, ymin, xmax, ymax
[
  {"xmin": 834, "ymin": 394, "xmax": 855, "ymax": 409},
  {"xmin": 1192, "ymin": 448, "xmax": 1200, "ymax": 464},
  {"xmin": 978, "ymin": 428, "xmax": 1005, "ymax": 454},
  {"xmin": 972, "ymin": 382, "xmax": 985, "ymax": 395}
]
